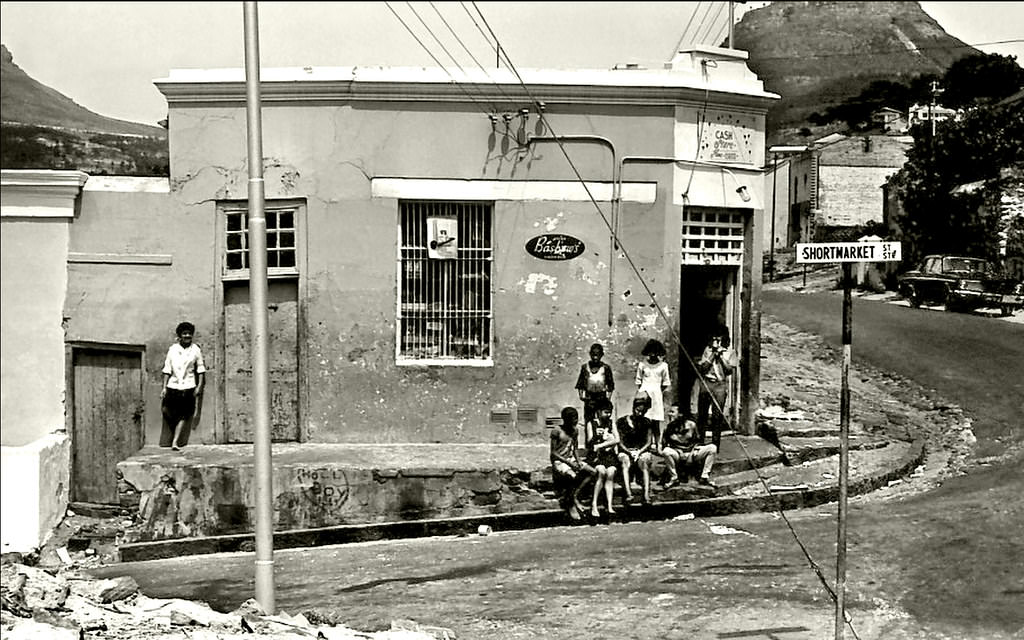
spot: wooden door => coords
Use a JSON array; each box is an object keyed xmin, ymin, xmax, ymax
[
  {"xmin": 224, "ymin": 280, "xmax": 299, "ymax": 442},
  {"xmin": 71, "ymin": 349, "xmax": 144, "ymax": 504}
]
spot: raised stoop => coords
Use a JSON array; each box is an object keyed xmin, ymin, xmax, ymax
[
  {"xmin": 116, "ymin": 437, "xmax": 925, "ymax": 562},
  {"xmin": 114, "ymin": 438, "xmax": 784, "ymax": 548}
]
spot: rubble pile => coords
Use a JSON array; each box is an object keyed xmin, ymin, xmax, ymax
[{"xmin": 0, "ymin": 562, "xmax": 449, "ymax": 639}]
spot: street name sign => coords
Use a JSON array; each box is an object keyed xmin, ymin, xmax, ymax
[{"xmin": 796, "ymin": 242, "xmax": 901, "ymax": 263}]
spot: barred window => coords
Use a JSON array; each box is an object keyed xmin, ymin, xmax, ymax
[
  {"xmin": 398, "ymin": 201, "xmax": 492, "ymax": 364},
  {"xmin": 682, "ymin": 207, "xmax": 745, "ymax": 266},
  {"xmin": 223, "ymin": 205, "xmax": 298, "ymax": 279}
]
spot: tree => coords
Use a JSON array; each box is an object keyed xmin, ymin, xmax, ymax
[
  {"xmin": 895, "ymin": 97, "xmax": 1024, "ymax": 266},
  {"xmin": 940, "ymin": 53, "xmax": 1024, "ymax": 109}
]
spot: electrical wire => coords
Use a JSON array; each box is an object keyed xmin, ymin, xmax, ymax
[
  {"xmin": 460, "ymin": 1, "xmax": 503, "ymax": 69},
  {"xmin": 471, "ymin": 3, "xmax": 864, "ymax": 636},
  {"xmin": 403, "ymin": 1, "xmax": 501, "ymax": 113},
  {"xmin": 683, "ymin": 2, "xmax": 715, "ymax": 51},
  {"xmin": 667, "ymin": 0, "xmax": 704, "ymax": 59},
  {"xmin": 384, "ymin": 1, "xmax": 498, "ymax": 119},
  {"xmin": 693, "ymin": 1, "xmax": 727, "ymax": 47},
  {"xmin": 710, "ymin": 19, "xmax": 730, "ymax": 48},
  {"xmin": 429, "ymin": 2, "xmax": 519, "ymax": 106}
]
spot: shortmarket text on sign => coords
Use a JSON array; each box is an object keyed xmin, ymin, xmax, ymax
[{"xmin": 796, "ymin": 242, "xmax": 902, "ymax": 264}]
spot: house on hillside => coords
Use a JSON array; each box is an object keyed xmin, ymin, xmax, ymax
[
  {"xmin": 873, "ymin": 107, "xmax": 908, "ymax": 134},
  {"xmin": 2, "ymin": 46, "xmax": 777, "ymax": 548},
  {"xmin": 908, "ymin": 103, "xmax": 957, "ymax": 130}
]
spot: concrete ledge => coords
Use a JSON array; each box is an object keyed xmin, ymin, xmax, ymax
[
  {"xmin": 1, "ymin": 432, "xmax": 71, "ymax": 553},
  {"xmin": 117, "ymin": 440, "xmax": 924, "ymax": 562}
]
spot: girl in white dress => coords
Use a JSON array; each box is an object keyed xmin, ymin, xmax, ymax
[{"xmin": 635, "ymin": 339, "xmax": 671, "ymax": 430}]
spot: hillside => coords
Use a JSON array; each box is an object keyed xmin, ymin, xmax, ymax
[
  {"xmin": 1, "ymin": 44, "xmax": 168, "ymax": 175},
  {"xmin": 1, "ymin": 44, "xmax": 164, "ymax": 136},
  {"xmin": 733, "ymin": 1, "xmax": 979, "ymax": 143}
]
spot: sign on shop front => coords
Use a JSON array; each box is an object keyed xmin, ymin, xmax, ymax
[{"xmin": 525, "ymin": 234, "xmax": 586, "ymax": 261}]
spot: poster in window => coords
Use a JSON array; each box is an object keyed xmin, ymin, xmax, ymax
[{"xmin": 427, "ymin": 216, "xmax": 458, "ymax": 259}]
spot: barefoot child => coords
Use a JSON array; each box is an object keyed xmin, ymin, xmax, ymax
[
  {"xmin": 550, "ymin": 407, "xmax": 596, "ymax": 520},
  {"xmin": 585, "ymin": 400, "xmax": 620, "ymax": 517},
  {"xmin": 575, "ymin": 343, "xmax": 615, "ymax": 429}
]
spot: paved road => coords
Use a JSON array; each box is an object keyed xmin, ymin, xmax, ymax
[
  {"xmin": 763, "ymin": 289, "xmax": 1024, "ymax": 455},
  {"xmin": 98, "ymin": 292, "xmax": 1024, "ymax": 639}
]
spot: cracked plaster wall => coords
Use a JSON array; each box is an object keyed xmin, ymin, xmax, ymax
[{"xmin": 66, "ymin": 102, "xmax": 685, "ymax": 446}]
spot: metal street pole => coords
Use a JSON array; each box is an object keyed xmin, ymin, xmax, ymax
[
  {"xmin": 243, "ymin": 0, "xmax": 275, "ymax": 614},
  {"xmin": 835, "ymin": 262, "xmax": 853, "ymax": 639},
  {"xmin": 769, "ymin": 152, "xmax": 778, "ymax": 281}
]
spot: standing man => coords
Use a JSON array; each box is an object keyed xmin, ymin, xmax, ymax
[
  {"xmin": 695, "ymin": 326, "xmax": 738, "ymax": 448},
  {"xmin": 160, "ymin": 321, "xmax": 206, "ymax": 451}
]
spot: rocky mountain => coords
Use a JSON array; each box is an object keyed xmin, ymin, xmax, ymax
[
  {"xmin": 1, "ymin": 44, "xmax": 168, "ymax": 175},
  {"xmin": 733, "ymin": 1, "xmax": 979, "ymax": 143}
]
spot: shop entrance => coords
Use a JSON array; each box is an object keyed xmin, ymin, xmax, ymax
[{"xmin": 677, "ymin": 266, "xmax": 735, "ymax": 417}]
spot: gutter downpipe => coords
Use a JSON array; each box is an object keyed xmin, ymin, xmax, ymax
[
  {"xmin": 526, "ymin": 135, "xmax": 618, "ymax": 326},
  {"xmin": 243, "ymin": 1, "xmax": 275, "ymax": 614}
]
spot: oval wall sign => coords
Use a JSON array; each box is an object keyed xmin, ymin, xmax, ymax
[{"xmin": 525, "ymin": 234, "xmax": 586, "ymax": 261}]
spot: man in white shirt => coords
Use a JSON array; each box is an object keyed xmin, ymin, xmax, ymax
[{"xmin": 161, "ymin": 321, "xmax": 206, "ymax": 450}]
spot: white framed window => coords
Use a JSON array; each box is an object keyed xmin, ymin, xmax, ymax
[
  {"xmin": 682, "ymin": 207, "xmax": 746, "ymax": 266},
  {"xmin": 221, "ymin": 203, "xmax": 300, "ymax": 280},
  {"xmin": 398, "ymin": 200, "xmax": 492, "ymax": 365}
]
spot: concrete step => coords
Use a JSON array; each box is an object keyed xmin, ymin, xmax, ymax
[{"xmin": 114, "ymin": 437, "xmax": 925, "ymax": 562}]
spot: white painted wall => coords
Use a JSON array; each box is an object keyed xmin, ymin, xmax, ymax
[{"xmin": 1, "ymin": 433, "xmax": 71, "ymax": 552}]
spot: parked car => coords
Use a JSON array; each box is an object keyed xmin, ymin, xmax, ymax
[{"xmin": 897, "ymin": 255, "xmax": 1024, "ymax": 316}]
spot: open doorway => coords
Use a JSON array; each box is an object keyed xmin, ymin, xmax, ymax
[{"xmin": 677, "ymin": 266, "xmax": 735, "ymax": 418}]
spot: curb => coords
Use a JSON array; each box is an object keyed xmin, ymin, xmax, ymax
[{"xmin": 117, "ymin": 440, "xmax": 925, "ymax": 563}]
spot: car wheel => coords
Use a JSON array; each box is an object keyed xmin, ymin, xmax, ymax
[
  {"xmin": 944, "ymin": 289, "xmax": 960, "ymax": 313},
  {"xmin": 1001, "ymin": 305, "xmax": 1014, "ymax": 317},
  {"xmin": 906, "ymin": 285, "xmax": 921, "ymax": 308}
]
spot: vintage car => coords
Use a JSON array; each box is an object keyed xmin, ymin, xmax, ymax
[{"xmin": 897, "ymin": 255, "xmax": 1024, "ymax": 316}]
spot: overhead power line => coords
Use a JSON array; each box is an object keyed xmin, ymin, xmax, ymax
[
  {"xmin": 693, "ymin": 1, "xmax": 727, "ymax": 47},
  {"xmin": 383, "ymin": 1, "xmax": 496, "ymax": 116},
  {"xmin": 429, "ymin": 2, "xmax": 518, "ymax": 105}
]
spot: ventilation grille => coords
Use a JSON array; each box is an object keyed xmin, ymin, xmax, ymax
[
  {"xmin": 489, "ymin": 409, "xmax": 513, "ymax": 424},
  {"xmin": 516, "ymin": 407, "xmax": 539, "ymax": 425}
]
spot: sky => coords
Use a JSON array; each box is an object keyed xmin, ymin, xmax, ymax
[{"xmin": 1, "ymin": 1, "xmax": 1022, "ymax": 127}]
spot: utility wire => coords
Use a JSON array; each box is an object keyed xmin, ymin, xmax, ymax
[
  {"xmin": 710, "ymin": 19, "xmax": 730, "ymax": 48},
  {"xmin": 404, "ymin": 1, "xmax": 501, "ymax": 113},
  {"xmin": 429, "ymin": 2, "xmax": 518, "ymax": 105},
  {"xmin": 684, "ymin": 2, "xmax": 715, "ymax": 51},
  {"xmin": 384, "ymin": 1, "xmax": 496, "ymax": 117},
  {"xmin": 471, "ymin": 3, "xmax": 864, "ymax": 636},
  {"xmin": 694, "ymin": 1, "xmax": 727, "ymax": 47},
  {"xmin": 668, "ymin": 0, "xmax": 704, "ymax": 58},
  {"xmin": 460, "ymin": 1, "xmax": 503, "ymax": 69}
]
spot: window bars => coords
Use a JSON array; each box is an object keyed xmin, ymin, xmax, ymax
[
  {"xmin": 398, "ymin": 201, "xmax": 493, "ymax": 363},
  {"xmin": 682, "ymin": 206, "xmax": 745, "ymax": 266}
]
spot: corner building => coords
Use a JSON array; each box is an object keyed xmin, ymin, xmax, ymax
[{"xmin": 65, "ymin": 46, "xmax": 777, "ymax": 453}]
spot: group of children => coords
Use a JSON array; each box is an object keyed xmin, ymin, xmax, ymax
[{"xmin": 552, "ymin": 338, "xmax": 730, "ymax": 521}]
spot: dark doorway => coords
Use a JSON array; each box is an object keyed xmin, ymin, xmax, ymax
[{"xmin": 677, "ymin": 266, "xmax": 735, "ymax": 417}]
